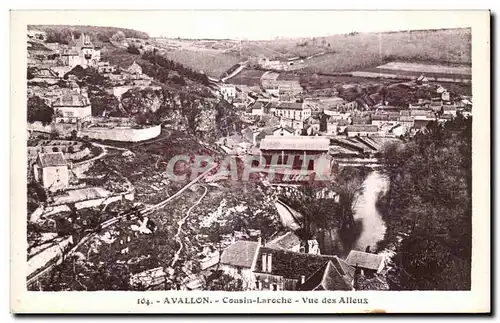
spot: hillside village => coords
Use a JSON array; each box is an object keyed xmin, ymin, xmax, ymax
[{"xmin": 26, "ymin": 26, "xmax": 472, "ymax": 292}]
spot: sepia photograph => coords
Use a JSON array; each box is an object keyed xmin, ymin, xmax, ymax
[{"xmin": 11, "ymin": 9, "xmax": 490, "ymax": 313}]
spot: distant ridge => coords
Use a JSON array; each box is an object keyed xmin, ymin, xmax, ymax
[{"xmin": 28, "ymin": 24, "xmax": 149, "ymax": 42}]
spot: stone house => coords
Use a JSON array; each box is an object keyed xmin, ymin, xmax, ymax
[
  {"xmin": 52, "ymin": 92, "xmax": 92, "ymax": 124},
  {"xmin": 345, "ymin": 250, "xmax": 385, "ymax": 277},
  {"xmin": 33, "ymin": 152, "xmax": 69, "ymax": 192},
  {"xmin": 219, "ymin": 237, "xmax": 355, "ymax": 291},
  {"xmin": 345, "ymin": 125, "xmax": 380, "ymax": 137},
  {"xmin": 274, "ymin": 102, "xmax": 311, "ymax": 121}
]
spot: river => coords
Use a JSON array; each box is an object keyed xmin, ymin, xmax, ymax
[{"xmin": 352, "ymin": 171, "xmax": 390, "ymax": 251}]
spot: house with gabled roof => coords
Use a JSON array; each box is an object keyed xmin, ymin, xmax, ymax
[
  {"xmin": 52, "ymin": 91, "xmax": 92, "ymax": 124},
  {"xmin": 219, "ymin": 240, "xmax": 261, "ymax": 288},
  {"xmin": 274, "ymin": 102, "xmax": 311, "ymax": 121},
  {"xmin": 254, "ymin": 247, "xmax": 354, "ymax": 291},
  {"xmin": 345, "ymin": 125, "xmax": 380, "ymax": 137},
  {"xmin": 33, "ymin": 152, "xmax": 69, "ymax": 192},
  {"xmin": 219, "ymin": 236, "xmax": 355, "ymax": 291},
  {"xmin": 298, "ymin": 260, "xmax": 355, "ymax": 291},
  {"xmin": 345, "ymin": 250, "xmax": 386, "ymax": 276}
]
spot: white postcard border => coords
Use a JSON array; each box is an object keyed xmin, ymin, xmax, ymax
[{"xmin": 10, "ymin": 9, "xmax": 491, "ymax": 314}]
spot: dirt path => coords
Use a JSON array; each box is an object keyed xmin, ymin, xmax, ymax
[
  {"xmin": 170, "ymin": 185, "xmax": 208, "ymax": 267},
  {"xmin": 27, "ymin": 163, "xmax": 217, "ymax": 287}
]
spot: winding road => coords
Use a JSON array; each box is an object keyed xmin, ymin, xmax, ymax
[
  {"xmin": 170, "ymin": 185, "xmax": 208, "ymax": 267},
  {"xmin": 27, "ymin": 162, "xmax": 218, "ymax": 287}
]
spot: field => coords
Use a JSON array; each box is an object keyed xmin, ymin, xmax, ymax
[
  {"xmin": 352, "ymin": 61, "xmax": 471, "ymax": 83},
  {"xmin": 118, "ymin": 28, "xmax": 471, "ymax": 82},
  {"xmin": 226, "ymin": 69, "xmax": 266, "ymax": 86},
  {"xmin": 254, "ymin": 28, "xmax": 471, "ymax": 74},
  {"xmin": 101, "ymin": 47, "xmax": 149, "ymax": 69},
  {"xmin": 161, "ymin": 49, "xmax": 242, "ymax": 78},
  {"xmin": 376, "ymin": 62, "xmax": 471, "ymax": 75}
]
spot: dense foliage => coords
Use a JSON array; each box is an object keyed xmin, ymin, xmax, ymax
[
  {"xmin": 379, "ymin": 114, "xmax": 472, "ymax": 290},
  {"xmin": 27, "ymin": 95, "xmax": 54, "ymax": 125},
  {"xmin": 127, "ymin": 45, "xmax": 141, "ymax": 55},
  {"xmin": 142, "ymin": 50, "xmax": 210, "ymax": 86},
  {"xmin": 280, "ymin": 168, "xmax": 368, "ymax": 255}
]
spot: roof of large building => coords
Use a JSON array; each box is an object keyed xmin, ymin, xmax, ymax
[
  {"xmin": 260, "ymin": 136, "xmax": 330, "ymax": 151},
  {"xmin": 345, "ymin": 250, "xmax": 385, "ymax": 271},
  {"xmin": 371, "ymin": 114, "xmax": 390, "ymax": 121},
  {"xmin": 346, "ymin": 125, "xmax": 379, "ymax": 132},
  {"xmin": 328, "ymin": 118, "xmax": 350, "ymax": 126},
  {"xmin": 38, "ymin": 152, "xmax": 67, "ymax": 167},
  {"xmin": 398, "ymin": 116, "xmax": 415, "ymax": 122},
  {"xmin": 255, "ymin": 247, "xmax": 354, "ymax": 283},
  {"xmin": 299, "ymin": 260, "xmax": 354, "ymax": 291},
  {"xmin": 275, "ymin": 102, "xmax": 306, "ymax": 111},
  {"xmin": 266, "ymin": 232, "xmax": 301, "ymax": 250},
  {"xmin": 220, "ymin": 240, "xmax": 260, "ymax": 268},
  {"xmin": 410, "ymin": 109, "xmax": 434, "ymax": 116},
  {"xmin": 52, "ymin": 92, "xmax": 90, "ymax": 107}
]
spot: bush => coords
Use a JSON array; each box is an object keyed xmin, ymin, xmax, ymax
[
  {"xmin": 171, "ymin": 75, "xmax": 186, "ymax": 86},
  {"xmin": 127, "ymin": 45, "xmax": 141, "ymax": 55},
  {"xmin": 27, "ymin": 96, "xmax": 54, "ymax": 125},
  {"xmin": 111, "ymin": 31, "xmax": 125, "ymax": 42}
]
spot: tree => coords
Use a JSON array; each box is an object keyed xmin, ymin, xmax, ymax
[
  {"xmin": 27, "ymin": 67, "xmax": 36, "ymax": 80},
  {"xmin": 204, "ymin": 271, "xmax": 244, "ymax": 291},
  {"xmin": 171, "ymin": 75, "xmax": 186, "ymax": 86},
  {"xmin": 279, "ymin": 185, "xmax": 342, "ymax": 253},
  {"xmin": 70, "ymin": 130, "xmax": 78, "ymax": 140},
  {"xmin": 127, "ymin": 45, "xmax": 141, "ymax": 55},
  {"xmin": 111, "ymin": 31, "xmax": 126, "ymax": 42},
  {"xmin": 87, "ymin": 86, "xmax": 119, "ymax": 117},
  {"xmin": 27, "ymin": 182, "xmax": 48, "ymax": 215},
  {"xmin": 27, "ymin": 96, "xmax": 54, "ymax": 125},
  {"xmin": 380, "ymin": 116, "xmax": 472, "ymax": 290},
  {"xmin": 207, "ymin": 222, "xmax": 225, "ymax": 271}
]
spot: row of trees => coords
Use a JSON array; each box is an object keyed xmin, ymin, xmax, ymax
[
  {"xmin": 379, "ymin": 114, "xmax": 472, "ymax": 290},
  {"xmin": 33, "ymin": 25, "xmax": 148, "ymax": 45}
]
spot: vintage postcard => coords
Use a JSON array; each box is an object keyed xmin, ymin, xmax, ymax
[{"xmin": 11, "ymin": 10, "xmax": 490, "ymax": 313}]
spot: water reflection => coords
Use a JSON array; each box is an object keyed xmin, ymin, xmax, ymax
[{"xmin": 352, "ymin": 171, "xmax": 389, "ymax": 251}]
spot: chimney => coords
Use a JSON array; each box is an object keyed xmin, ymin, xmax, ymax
[
  {"xmin": 300, "ymin": 275, "xmax": 306, "ymax": 285},
  {"xmin": 261, "ymin": 253, "xmax": 267, "ymax": 272},
  {"xmin": 267, "ymin": 253, "xmax": 272, "ymax": 273}
]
